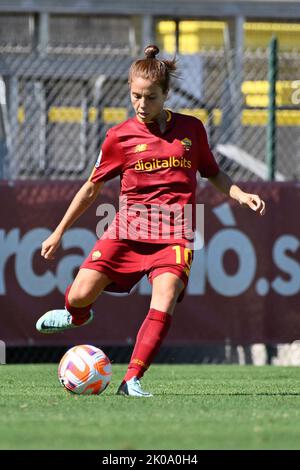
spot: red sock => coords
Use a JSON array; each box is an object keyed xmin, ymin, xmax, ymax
[
  {"xmin": 124, "ymin": 308, "xmax": 172, "ymax": 382},
  {"xmin": 65, "ymin": 285, "xmax": 93, "ymax": 326}
]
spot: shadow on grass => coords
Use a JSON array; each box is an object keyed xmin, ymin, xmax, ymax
[{"xmin": 153, "ymin": 392, "xmax": 300, "ymax": 397}]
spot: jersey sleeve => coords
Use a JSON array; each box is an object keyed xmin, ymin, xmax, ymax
[
  {"xmin": 89, "ymin": 128, "xmax": 124, "ymax": 183},
  {"xmin": 196, "ymin": 120, "xmax": 220, "ymax": 178}
]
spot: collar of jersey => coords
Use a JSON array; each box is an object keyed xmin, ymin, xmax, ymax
[{"xmin": 133, "ymin": 109, "xmax": 174, "ymax": 133}]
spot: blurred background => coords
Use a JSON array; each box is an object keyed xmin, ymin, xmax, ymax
[{"xmin": 1, "ymin": 0, "xmax": 300, "ymax": 366}]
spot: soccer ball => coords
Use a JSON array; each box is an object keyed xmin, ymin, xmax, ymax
[{"xmin": 58, "ymin": 345, "xmax": 112, "ymax": 395}]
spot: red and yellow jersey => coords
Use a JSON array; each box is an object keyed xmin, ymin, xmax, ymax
[{"xmin": 89, "ymin": 110, "xmax": 219, "ymax": 244}]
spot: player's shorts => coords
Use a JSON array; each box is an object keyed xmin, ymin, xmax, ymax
[{"xmin": 80, "ymin": 238, "xmax": 194, "ymax": 303}]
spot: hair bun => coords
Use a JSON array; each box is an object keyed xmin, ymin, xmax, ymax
[{"xmin": 144, "ymin": 45, "xmax": 159, "ymax": 59}]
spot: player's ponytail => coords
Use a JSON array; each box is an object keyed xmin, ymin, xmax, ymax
[{"xmin": 128, "ymin": 44, "xmax": 177, "ymax": 93}]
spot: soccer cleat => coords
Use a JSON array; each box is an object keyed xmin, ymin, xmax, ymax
[
  {"xmin": 36, "ymin": 308, "xmax": 93, "ymax": 334},
  {"xmin": 116, "ymin": 376, "xmax": 153, "ymax": 398}
]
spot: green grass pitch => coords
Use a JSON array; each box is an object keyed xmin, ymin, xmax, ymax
[{"xmin": 1, "ymin": 364, "xmax": 300, "ymax": 450}]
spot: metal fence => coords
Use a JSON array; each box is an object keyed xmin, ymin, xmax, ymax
[{"xmin": 0, "ymin": 46, "xmax": 299, "ymax": 181}]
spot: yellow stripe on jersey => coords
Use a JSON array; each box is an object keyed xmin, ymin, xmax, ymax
[{"xmin": 165, "ymin": 109, "xmax": 172, "ymax": 122}]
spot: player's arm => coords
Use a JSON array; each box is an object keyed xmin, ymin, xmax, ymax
[
  {"xmin": 41, "ymin": 180, "xmax": 104, "ymax": 260},
  {"xmin": 208, "ymin": 169, "xmax": 266, "ymax": 216},
  {"xmin": 42, "ymin": 128, "xmax": 123, "ymax": 260}
]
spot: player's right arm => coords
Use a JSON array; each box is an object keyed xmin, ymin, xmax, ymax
[
  {"xmin": 41, "ymin": 180, "xmax": 104, "ymax": 260},
  {"xmin": 41, "ymin": 128, "xmax": 124, "ymax": 260}
]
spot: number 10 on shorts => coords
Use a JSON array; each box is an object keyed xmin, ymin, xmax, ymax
[{"xmin": 172, "ymin": 246, "xmax": 193, "ymax": 276}]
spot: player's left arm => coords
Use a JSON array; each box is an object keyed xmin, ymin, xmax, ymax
[{"xmin": 208, "ymin": 169, "xmax": 266, "ymax": 216}]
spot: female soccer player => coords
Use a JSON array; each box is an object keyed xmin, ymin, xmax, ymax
[{"xmin": 36, "ymin": 45, "xmax": 266, "ymax": 397}]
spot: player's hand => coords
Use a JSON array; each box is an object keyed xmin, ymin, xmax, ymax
[
  {"xmin": 238, "ymin": 193, "xmax": 266, "ymax": 216},
  {"xmin": 41, "ymin": 232, "xmax": 62, "ymax": 260}
]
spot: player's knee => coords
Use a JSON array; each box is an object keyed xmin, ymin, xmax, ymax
[
  {"xmin": 156, "ymin": 284, "xmax": 180, "ymax": 304},
  {"xmin": 67, "ymin": 283, "xmax": 94, "ymax": 307}
]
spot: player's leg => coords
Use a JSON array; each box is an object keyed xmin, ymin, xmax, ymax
[
  {"xmin": 149, "ymin": 272, "xmax": 185, "ymax": 315},
  {"xmin": 65, "ymin": 268, "xmax": 112, "ymax": 324},
  {"xmin": 36, "ymin": 269, "xmax": 112, "ymax": 334},
  {"xmin": 117, "ymin": 272, "xmax": 184, "ymax": 397}
]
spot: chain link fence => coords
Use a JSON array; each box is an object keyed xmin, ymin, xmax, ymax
[{"xmin": 0, "ymin": 45, "xmax": 299, "ymax": 182}]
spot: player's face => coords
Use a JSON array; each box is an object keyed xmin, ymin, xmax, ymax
[{"xmin": 130, "ymin": 76, "xmax": 168, "ymax": 124}]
